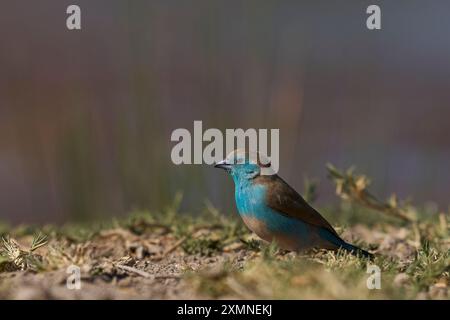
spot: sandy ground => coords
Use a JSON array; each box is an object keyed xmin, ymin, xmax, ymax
[
  {"xmin": 0, "ymin": 227, "xmax": 256, "ymax": 299},
  {"xmin": 0, "ymin": 222, "xmax": 448, "ymax": 299}
]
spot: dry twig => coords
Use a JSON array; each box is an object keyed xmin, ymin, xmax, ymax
[{"xmin": 327, "ymin": 164, "xmax": 416, "ymax": 223}]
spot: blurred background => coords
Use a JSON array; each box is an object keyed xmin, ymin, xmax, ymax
[{"xmin": 1, "ymin": 0, "xmax": 449, "ymax": 224}]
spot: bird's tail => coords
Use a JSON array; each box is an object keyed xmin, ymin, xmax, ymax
[
  {"xmin": 340, "ymin": 241, "xmax": 374, "ymax": 259},
  {"xmin": 319, "ymin": 228, "xmax": 374, "ymax": 259}
]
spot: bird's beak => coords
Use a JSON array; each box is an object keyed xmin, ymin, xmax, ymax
[{"xmin": 214, "ymin": 159, "xmax": 231, "ymax": 170}]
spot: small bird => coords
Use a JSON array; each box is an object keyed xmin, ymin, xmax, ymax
[{"xmin": 215, "ymin": 149, "xmax": 372, "ymax": 258}]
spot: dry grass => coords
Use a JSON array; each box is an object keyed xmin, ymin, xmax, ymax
[{"xmin": 0, "ymin": 167, "xmax": 448, "ymax": 299}]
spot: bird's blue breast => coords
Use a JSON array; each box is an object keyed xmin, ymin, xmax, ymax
[{"xmin": 234, "ymin": 182, "xmax": 311, "ymax": 247}]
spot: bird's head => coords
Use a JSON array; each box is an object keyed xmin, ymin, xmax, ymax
[{"xmin": 214, "ymin": 149, "xmax": 273, "ymax": 182}]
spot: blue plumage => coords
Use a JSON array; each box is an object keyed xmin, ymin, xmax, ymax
[{"xmin": 215, "ymin": 150, "xmax": 372, "ymax": 258}]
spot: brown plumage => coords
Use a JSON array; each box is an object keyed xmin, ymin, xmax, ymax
[{"xmin": 254, "ymin": 174, "xmax": 339, "ymax": 238}]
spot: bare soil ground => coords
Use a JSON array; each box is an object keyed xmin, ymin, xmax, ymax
[
  {"xmin": 0, "ymin": 169, "xmax": 448, "ymax": 299},
  {"xmin": 0, "ymin": 218, "xmax": 448, "ymax": 299}
]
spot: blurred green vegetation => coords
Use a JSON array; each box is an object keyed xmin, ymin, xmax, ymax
[{"xmin": 1, "ymin": 1, "xmax": 450, "ymax": 224}]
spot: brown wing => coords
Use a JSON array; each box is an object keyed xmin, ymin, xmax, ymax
[{"xmin": 254, "ymin": 175, "xmax": 339, "ymax": 237}]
